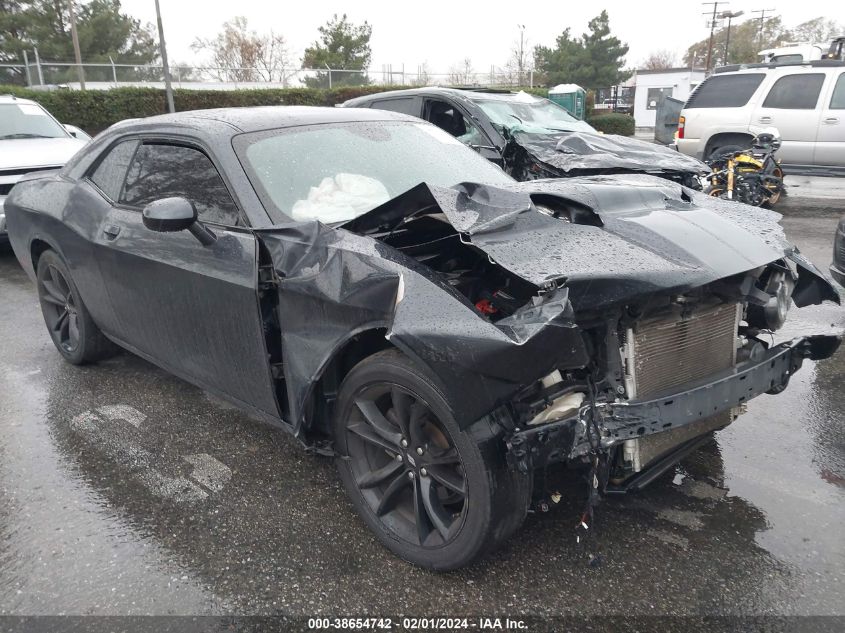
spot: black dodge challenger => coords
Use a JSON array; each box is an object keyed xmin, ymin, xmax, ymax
[{"xmin": 5, "ymin": 106, "xmax": 841, "ymax": 570}]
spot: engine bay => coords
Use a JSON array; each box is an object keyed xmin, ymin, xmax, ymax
[{"xmin": 371, "ymin": 213, "xmax": 539, "ymax": 321}]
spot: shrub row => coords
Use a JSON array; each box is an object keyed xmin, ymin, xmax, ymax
[
  {"xmin": 0, "ymin": 84, "xmax": 553, "ymax": 135},
  {"xmin": 585, "ymin": 112, "xmax": 635, "ymax": 136}
]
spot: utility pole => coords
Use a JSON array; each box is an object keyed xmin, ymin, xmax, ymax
[
  {"xmin": 154, "ymin": 0, "xmax": 175, "ymax": 113},
  {"xmin": 702, "ymin": 2, "xmax": 728, "ymax": 73},
  {"xmin": 720, "ymin": 10, "xmax": 744, "ymax": 65},
  {"xmin": 67, "ymin": 0, "xmax": 85, "ymax": 89},
  {"xmin": 517, "ymin": 24, "xmax": 526, "ymax": 87},
  {"xmin": 751, "ymin": 8, "xmax": 776, "ymax": 51}
]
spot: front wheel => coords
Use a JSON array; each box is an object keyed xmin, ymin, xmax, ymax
[
  {"xmin": 333, "ymin": 350, "xmax": 531, "ymax": 570},
  {"xmin": 764, "ymin": 166, "xmax": 785, "ymax": 206},
  {"xmin": 705, "ymin": 184, "xmax": 726, "ymax": 199}
]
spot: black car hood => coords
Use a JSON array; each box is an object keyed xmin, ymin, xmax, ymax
[
  {"xmin": 343, "ymin": 174, "xmax": 839, "ymax": 310},
  {"xmin": 509, "ymin": 129, "xmax": 710, "ymax": 176}
]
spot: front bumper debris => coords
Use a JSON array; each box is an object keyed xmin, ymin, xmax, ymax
[{"xmin": 506, "ymin": 334, "xmax": 841, "ymax": 473}]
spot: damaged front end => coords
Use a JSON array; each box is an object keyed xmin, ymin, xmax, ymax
[
  {"xmin": 502, "ymin": 129, "xmax": 709, "ymax": 190},
  {"xmin": 257, "ymin": 174, "xmax": 840, "ymax": 495}
]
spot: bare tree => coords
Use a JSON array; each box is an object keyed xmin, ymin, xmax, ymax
[
  {"xmin": 448, "ymin": 58, "xmax": 474, "ymax": 85},
  {"xmin": 192, "ymin": 16, "xmax": 297, "ymax": 84},
  {"xmin": 508, "ymin": 33, "xmax": 533, "ymax": 86},
  {"xmin": 414, "ymin": 61, "xmax": 432, "ymax": 86},
  {"xmin": 642, "ymin": 49, "xmax": 677, "ymax": 70}
]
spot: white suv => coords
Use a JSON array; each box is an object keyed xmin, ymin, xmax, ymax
[{"xmin": 676, "ymin": 62, "xmax": 845, "ymax": 175}]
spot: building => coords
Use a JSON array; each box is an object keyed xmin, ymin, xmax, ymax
[{"xmin": 633, "ymin": 67, "xmax": 707, "ymax": 129}]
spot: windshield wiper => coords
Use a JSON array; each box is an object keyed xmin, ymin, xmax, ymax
[{"xmin": 0, "ymin": 133, "xmax": 53, "ymax": 140}]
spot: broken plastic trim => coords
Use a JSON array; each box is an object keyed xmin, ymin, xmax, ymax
[{"xmin": 505, "ymin": 334, "xmax": 841, "ymax": 473}]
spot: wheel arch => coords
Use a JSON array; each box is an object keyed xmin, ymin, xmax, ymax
[
  {"xmin": 304, "ymin": 325, "xmax": 397, "ymax": 440},
  {"xmin": 704, "ymin": 132, "xmax": 754, "ymax": 159},
  {"xmin": 30, "ymin": 237, "xmax": 55, "ymax": 271}
]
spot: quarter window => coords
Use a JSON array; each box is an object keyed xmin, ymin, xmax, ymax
[
  {"xmin": 830, "ymin": 73, "xmax": 845, "ymax": 109},
  {"xmin": 88, "ymin": 139, "xmax": 138, "ymax": 201},
  {"xmin": 762, "ymin": 73, "xmax": 825, "ymax": 109},
  {"xmin": 369, "ymin": 97, "xmax": 420, "ymax": 116},
  {"xmin": 120, "ymin": 143, "xmax": 241, "ymax": 226},
  {"xmin": 684, "ymin": 73, "xmax": 764, "ymax": 108}
]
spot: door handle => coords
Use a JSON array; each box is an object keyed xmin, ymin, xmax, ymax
[
  {"xmin": 758, "ymin": 116, "xmax": 772, "ymax": 123},
  {"xmin": 103, "ymin": 225, "xmax": 121, "ymax": 239},
  {"xmin": 823, "ymin": 117, "xmax": 840, "ymax": 124}
]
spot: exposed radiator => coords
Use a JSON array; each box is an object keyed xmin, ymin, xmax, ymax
[
  {"xmin": 620, "ymin": 302, "xmax": 740, "ymax": 474},
  {"xmin": 624, "ymin": 302, "xmax": 739, "ymax": 399}
]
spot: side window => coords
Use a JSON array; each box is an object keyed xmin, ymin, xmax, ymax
[
  {"xmin": 830, "ymin": 73, "xmax": 845, "ymax": 109},
  {"xmin": 88, "ymin": 139, "xmax": 138, "ymax": 201},
  {"xmin": 762, "ymin": 73, "xmax": 825, "ymax": 109},
  {"xmin": 369, "ymin": 97, "xmax": 420, "ymax": 116},
  {"xmin": 119, "ymin": 143, "xmax": 241, "ymax": 226},
  {"xmin": 425, "ymin": 100, "xmax": 486, "ymax": 147}
]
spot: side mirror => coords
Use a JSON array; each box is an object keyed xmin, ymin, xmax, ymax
[
  {"xmin": 64, "ymin": 124, "xmax": 91, "ymax": 140},
  {"xmin": 142, "ymin": 197, "xmax": 196, "ymax": 232},
  {"xmin": 142, "ymin": 197, "xmax": 217, "ymax": 246}
]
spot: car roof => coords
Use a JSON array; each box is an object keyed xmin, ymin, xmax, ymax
[
  {"xmin": 343, "ymin": 87, "xmax": 546, "ymax": 106},
  {"xmin": 117, "ymin": 105, "xmax": 420, "ymax": 134},
  {"xmin": 713, "ymin": 59, "xmax": 845, "ymax": 75},
  {"xmin": 0, "ymin": 94, "xmax": 40, "ymax": 106}
]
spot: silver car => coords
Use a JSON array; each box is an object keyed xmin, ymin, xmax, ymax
[{"xmin": 0, "ymin": 95, "xmax": 89, "ymax": 243}]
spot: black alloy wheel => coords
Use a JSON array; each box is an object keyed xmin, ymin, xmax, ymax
[
  {"xmin": 35, "ymin": 249, "xmax": 116, "ymax": 365},
  {"xmin": 38, "ymin": 258, "xmax": 81, "ymax": 354},
  {"xmin": 345, "ymin": 383, "xmax": 467, "ymax": 547},
  {"xmin": 334, "ymin": 350, "xmax": 531, "ymax": 570}
]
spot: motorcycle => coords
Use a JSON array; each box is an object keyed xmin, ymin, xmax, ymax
[{"xmin": 705, "ymin": 129, "xmax": 785, "ymax": 207}]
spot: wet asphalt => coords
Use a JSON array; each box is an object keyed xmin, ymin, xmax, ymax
[{"xmin": 0, "ymin": 191, "xmax": 844, "ymax": 620}]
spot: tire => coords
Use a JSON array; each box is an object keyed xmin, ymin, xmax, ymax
[
  {"xmin": 36, "ymin": 249, "xmax": 116, "ymax": 365},
  {"xmin": 764, "ymin": 166, "xmax": 784, "ymax": 206},
  {"xmin": 333, "ymin": 349, "xmax": 531, "ymax": 570},
  {"xmin": 707, "ymin": 144, "xmax": 745, "ymax": 162}
]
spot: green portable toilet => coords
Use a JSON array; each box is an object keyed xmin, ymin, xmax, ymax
[{"xmin": 548, "ymin": 84, "xmax": 586, "ymax": 120}]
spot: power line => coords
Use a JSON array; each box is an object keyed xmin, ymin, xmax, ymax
[
  {"xmin": 751, "ymin": 8, "xmax": 777, "ymax": 50},
  {"xmin": 702, "ymin": 2, "xmax": 729, "ymax": 72}
]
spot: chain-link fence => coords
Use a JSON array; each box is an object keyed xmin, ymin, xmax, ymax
[{"xmin": 1, "ymin": 58, "xmax": 535, "ymax": 90}]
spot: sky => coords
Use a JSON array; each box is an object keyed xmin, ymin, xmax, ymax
[{"xmin": 120, "ymin": 0, "xmax": 838, "ymax": 73}]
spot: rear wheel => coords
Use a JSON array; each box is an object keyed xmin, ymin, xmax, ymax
[
  {"xmin": 707, "ymin": 144, "xmax": 744, "ymax": 162},
  {"xmin": 333, "ymin": 350, "xmax": 530, "ymax": 570},
  {"xmin": 36, "ymin": 249, "xmax": 115, "ymax": 365}
]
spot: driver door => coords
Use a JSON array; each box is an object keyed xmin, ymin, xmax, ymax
[{"xmin": 91, "ymin": 139, "xmax": 280, "ymax": 417}]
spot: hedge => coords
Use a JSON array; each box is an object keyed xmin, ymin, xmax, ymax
[
  {"xmin": 0, "ymin": 84, "xmax": 550, "ymax": 135},
  {"xmin": 585, "ymin": 113, "xmax": 635, "ymax": 137}
]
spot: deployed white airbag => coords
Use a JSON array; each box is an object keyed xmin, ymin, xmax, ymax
[{"xmin": 291, "ymin": 173, "xmax": 390, "ymax": 223}]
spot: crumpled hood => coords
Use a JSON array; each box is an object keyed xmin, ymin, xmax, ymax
[
  {"xmin": 510, "ymin": 130, "xmax": 709, "ymax": 176},
  {"xmin": 344, "ymin": 174, "xmax": 838, "ymax": 310},
  {"xmin": 0, "ymin": 137, "xmax": 87, "ymax": 171}
]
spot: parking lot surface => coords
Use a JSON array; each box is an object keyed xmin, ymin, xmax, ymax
[{"xmin": 1, "ymin": 196, "xmax": 843, "ymax": 619}]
